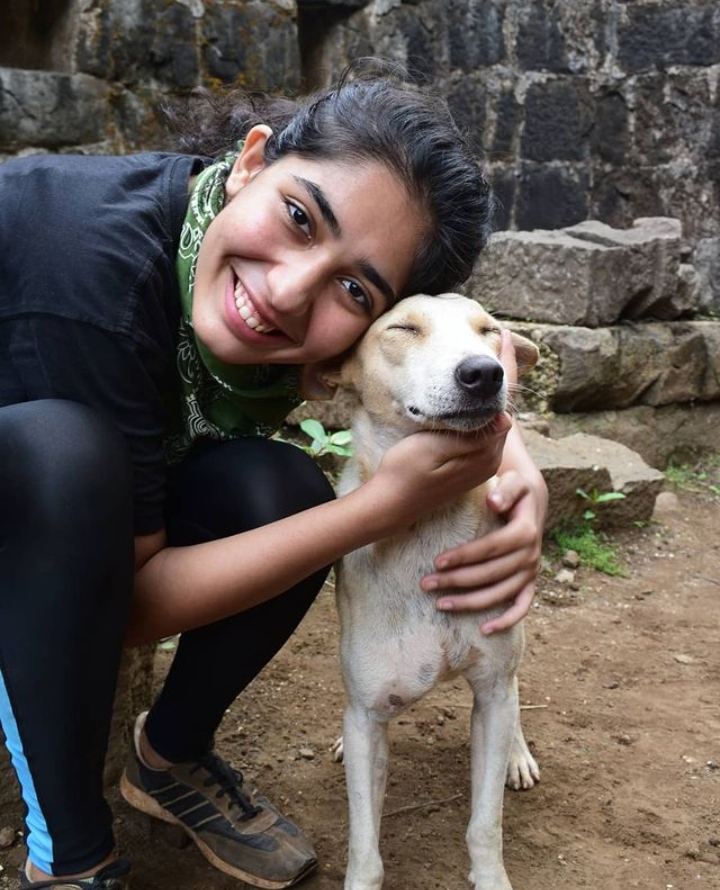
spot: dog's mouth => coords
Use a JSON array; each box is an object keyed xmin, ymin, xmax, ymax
[{"xmin": 406, "ymin": 404, "xmax": 503, "ymax": 432}]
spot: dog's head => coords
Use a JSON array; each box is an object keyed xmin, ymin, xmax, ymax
[{"xmin": 302, "ymin": 294, "xmax": 539, "ymax": 434}]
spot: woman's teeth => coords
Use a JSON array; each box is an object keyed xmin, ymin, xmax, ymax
[{"xmin": 234, "ymin": 286, "xmax": 277, "ymax": 334}]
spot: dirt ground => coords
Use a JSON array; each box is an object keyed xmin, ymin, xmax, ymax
[{"xmin": 1, "ymin": 464, "xmax": 719, "ymax": 890}]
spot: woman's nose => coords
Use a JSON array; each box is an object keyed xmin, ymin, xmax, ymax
[{"xmin": 269, "ymin": 256, "xmax": 326, "ymax": 316}]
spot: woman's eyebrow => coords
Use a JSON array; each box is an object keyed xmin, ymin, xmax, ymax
[
  {"xmin": 294, "ymin": 175, "xmax": 397, "ymax": 307},
  {"xmin": 357, "ymin": 259, "xmax": 396, "ymax": 307},
  {"xmin": 294, "ymin": 176, "xmax": 341, "ymax": 237}
]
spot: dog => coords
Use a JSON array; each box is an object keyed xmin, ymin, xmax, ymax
[{"xmin": 306, "ymin": 293, "xmax": 541, "ymax": 890}]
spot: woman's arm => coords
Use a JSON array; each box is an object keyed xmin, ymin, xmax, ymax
[
  {"xmin": 419, "ymin": 332, "xmax": 549, "ymax": 633},
  {"xmin": 128, "ymin": 414, "xmax": 513, "ymax": 646}
]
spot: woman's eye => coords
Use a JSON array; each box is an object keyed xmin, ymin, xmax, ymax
[
  {"xmin": 286, "ymin": 201, "xmax": 311, "ymax": 236},
  {"xmin": 341, "ymin": 278, "xmax": 371, "ymax": 312}
]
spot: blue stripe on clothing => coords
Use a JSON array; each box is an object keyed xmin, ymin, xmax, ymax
[{"xmin": 0, "ymin": 668, "xmax": 54, "ymax": 873}]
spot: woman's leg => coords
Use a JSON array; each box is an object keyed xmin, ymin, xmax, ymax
[
  {"xmin": 0, "ymin": 400, "xmax": 135, "ymax": 876},
  {"xmin": 144, "ymin": 437, "xmax": 335, "ymax": 760},
  {"xmin": 120, "ymin": 437, "xmax": 333, "ymax": 887}
]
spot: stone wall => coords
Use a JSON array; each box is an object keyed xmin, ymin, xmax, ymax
[
  {"xmin": 470, "ymin": 216, "xmax": 720, "ymax": 467},
  {"xmin": 0, "ymin": 0, "xmax": 718, "ymax": 306}
]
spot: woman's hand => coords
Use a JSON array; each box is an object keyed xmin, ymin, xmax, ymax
[
  {"xmin": 370, "ymin": 413, "xmax": 513, "ymax": 531},
  {"xmin": 419, "ymin": 462, "xmax": 546, "ymax": 633}
]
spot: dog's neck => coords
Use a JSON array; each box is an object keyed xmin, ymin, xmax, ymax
[{"xmin": 349, "ymin": 407, "xmax": 423, "ymax": 478}]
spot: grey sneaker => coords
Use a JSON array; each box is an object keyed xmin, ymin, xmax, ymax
[
  {"xmin": 120, "ymin": 714, "xmax": 316, "ymax": 889},
  {"xmin": 18, "ymin": 859, "xmax": 131, "ymax": 890}
]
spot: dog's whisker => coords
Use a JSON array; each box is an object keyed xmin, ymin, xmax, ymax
[{"xmin": 510, "ymin": 382, "xmax": 546, "ymax": 399}]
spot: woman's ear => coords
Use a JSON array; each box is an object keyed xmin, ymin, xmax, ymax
[{"xmin": 225, "ymin": 125, "xmax": 273, "ymax": 198}]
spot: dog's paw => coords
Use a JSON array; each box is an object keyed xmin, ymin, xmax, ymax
[
  {"xmin": 331, "ymin": 735, "xmax": 344, "ymax": 763},
  {"xmin": 505, "ymin": 735, "xmax": 540, "ymax": 790},
  {"xmin": 468, "ymin": 864, "xmax": 513, "ymax": 890}
]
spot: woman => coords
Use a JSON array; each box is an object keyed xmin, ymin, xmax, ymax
[{"xmin": 0, "ymin": 62, "xmax": 546, "ymax": 890}]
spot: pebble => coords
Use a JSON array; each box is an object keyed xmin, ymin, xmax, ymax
[
  {"xmin": 562, "ymin": 550, "xmax": 581, "ymax": 569},
  {"xmin": 299, "ymin": 747, "xmax": 315, "ymax": 760},
  {"xmin": 652, "ymin": 491, "xmax": 680, "ymax": 519},
  {"xmin": 554, "ymin": 568, "xmax": 576, "ymax": 586},
  {"xmin": 0, "ymin": 826, "xmax": 16, "ymax": 848},
  {"xmin": 674, "ymin": 654, "xmax": 696, "ymax": 665}
]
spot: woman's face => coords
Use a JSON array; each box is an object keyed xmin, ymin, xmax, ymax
[{"xmin": 191, "ymin": 126, "xmax": 427, "ymax": 366}]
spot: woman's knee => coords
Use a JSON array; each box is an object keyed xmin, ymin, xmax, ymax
[
  {"xmin": 0, "ymin": 399, "xmax": 133, "ymax": 533},
  {"xmin": 166, "ymin": 437, "xmax": 336, "ymax": 544}
]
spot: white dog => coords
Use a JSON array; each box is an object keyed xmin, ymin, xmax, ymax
[{"xmin": 308, "ymin": 294, "xmax": 541, "ymax": 890}]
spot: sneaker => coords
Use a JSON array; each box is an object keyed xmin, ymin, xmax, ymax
[
  {"xmin": 19, "ymin": 859, "xmax": 131, "ymax": 889},
  {"xmin": 119, "ymin": 713, "xmax": 316, "ymax": 889}
]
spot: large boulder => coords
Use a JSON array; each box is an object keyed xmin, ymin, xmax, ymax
[{"xmin": 470, "ymin": 217, "xmax": 697, "ymax": 326}]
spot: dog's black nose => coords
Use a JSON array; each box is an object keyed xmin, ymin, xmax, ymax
[{"xmin": 455, "ymin": 356, "xmax": 504, "ymax": 399}]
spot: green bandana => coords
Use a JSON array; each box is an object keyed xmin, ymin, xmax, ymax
[{"xmin": 165, "ymin": 151, "xmax": 302, "ymax": 464}]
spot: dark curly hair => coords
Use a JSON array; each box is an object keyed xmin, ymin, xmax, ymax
[{"xmin": 164, "ymin": 59, "xmax": 495, "ymax": 298}]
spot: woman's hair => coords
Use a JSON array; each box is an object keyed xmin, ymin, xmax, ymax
[{"xmin": 164, "ymin": 59, "xmax": 495, "ymax": 297}]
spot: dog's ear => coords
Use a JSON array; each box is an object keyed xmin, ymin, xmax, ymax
[
  {"xmin": 299, "ymin": 350, "xmax": 359, "ymax": 400},
  {"xmin": 299, "ymin": 361, "xmax": 344, "ymax": 400},
  {"xmin": 510, "ymin": 332, "xmax": 540, "ymax": 377}
]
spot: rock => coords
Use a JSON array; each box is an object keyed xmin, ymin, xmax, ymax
[
  {"xmin": 0, "ymin": 825, "xmax": 16, "ymax": 848},
  {"xmin": 652, "ymin": 491, "xmax": 681, "ymax": 520},
  {"xmin": 524, "ymin": 429, "xmax": 665, "ymax": 530},
  {"xmin": 554, "ymin": 568, "xmax": 576, "ymax": 586},
  {"xmin": 470, "ymin": 217, "xmax": 692, "ymax": 327},
  {"xmin": 562, "ymin": 550, "xmax": 581, "ymax": 569},
  {"xmin": 0, "ymin": 69, "xmax": 110, "ymax": 150},
  {"xmin": 674, "ymin": 654, "xmax": 696, "ymax": 665},
  {"xmin": 545, "ymin": 401, "xmax": 720, "ymax": 469},
  {"xmin": 515, "ymin": 319, "xmax": 720, "ymax": 413}
]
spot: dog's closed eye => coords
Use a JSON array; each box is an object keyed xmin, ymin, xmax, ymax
[{"xmin": 386, "ymin": 324, "xmax": 420, "ymax": 335}]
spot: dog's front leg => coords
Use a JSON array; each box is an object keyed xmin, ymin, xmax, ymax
[
  {"xmin": 342, "ymin": 705, "xmax": 390, "ymax": 890},
  {"xmin": 465, "ymin": 674, "xmax": 519, "ymax": 890}
]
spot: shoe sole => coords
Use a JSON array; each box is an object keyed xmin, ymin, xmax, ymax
[{"xmin": 119, "ymin": 771, "xmax": 316, "ymax": 889}]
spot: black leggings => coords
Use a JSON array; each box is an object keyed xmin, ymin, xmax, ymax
[{"xmin": 0, "ymin": 399, "xmax": 334, "ymax": 875}]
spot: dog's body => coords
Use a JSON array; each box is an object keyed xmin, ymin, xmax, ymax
[{"xmin": 329, "ymin": 294, "xmax": 541, "ymax": 890}]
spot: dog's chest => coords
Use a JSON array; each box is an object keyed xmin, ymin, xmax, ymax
[{"xmin": 336, "ymin": 494, "xmax": 512, "ymax": 711}]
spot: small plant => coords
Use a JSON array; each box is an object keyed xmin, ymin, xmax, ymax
[
  {"xmin": 553, "ymin": 523, "xmax": 626, "ymax": 576},
  {"xmin": 665, "ymin": 455, "xmax": 720, "ymax": 498},
  {"xmin": 296, "ymin": 418, "xmax": 353, "ymax": 459},
  {"xmin": 550, "ymin": 486, "xmax": 628, "ymax": 576},
  {"xmin": 575, "ymin": 486, "xmax": 627, "ymax": 523}
]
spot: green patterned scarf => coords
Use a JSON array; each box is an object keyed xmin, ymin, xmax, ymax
[{"xmin": 164, "ymin": 151, "xmax": 302, "ymax": 464}]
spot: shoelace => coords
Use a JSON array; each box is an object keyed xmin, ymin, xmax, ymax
[{"xmin": 192, "ymin": 751, "xmax": 262, "ymax": 820}]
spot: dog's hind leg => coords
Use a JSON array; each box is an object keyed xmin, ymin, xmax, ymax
[
  {"xmin": 465, "ymin": 674, "xmax": 518, "ymax": 890},
  {"xmin": 342, "ymin": 705, "xmax": 390, "ymax": 890}
]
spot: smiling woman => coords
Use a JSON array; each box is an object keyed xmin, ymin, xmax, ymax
[{"xmin": 0, "ymin": 58, "xmax": 546, "ymax": 890}]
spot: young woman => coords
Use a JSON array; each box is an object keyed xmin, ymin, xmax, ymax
[{"xmin": 0, "ymin": 62, "xmax": 547, "ymax": 890}]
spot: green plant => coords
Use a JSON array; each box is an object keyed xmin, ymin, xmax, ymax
[
  {"xmin": 665, "ymin": 455, "xmax": 720, "ymax": 498},
  {"xmin": 550, "ymin": 486, "xmax": 628, "ymax": 576},
  {"xmin": 575, "ymin": 486, "xmax": 627, "ymax": 522},
  {"xmin": 295, "ymin": 418, "xmax": 353, "ymax": 459},
  {"xmin": 552, "ymin": 523, "xmax": 626, "ymax": 576}
]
